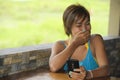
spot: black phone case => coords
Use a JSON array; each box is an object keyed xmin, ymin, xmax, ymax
[
  {"xmin": 67, "ymin": 59, "xmax": 79, "ymax": 78},
  {"xmin": 67, "ymin": 59, "xmax": 79, "ymax": 72}
]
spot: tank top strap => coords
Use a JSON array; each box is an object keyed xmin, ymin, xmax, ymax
[
  {"xmin": 88, "ymin": 40, "xmax": 90, "ymax": 47},
  {"xmin": 85, "ymin": 40, "xmax": 90, "ymax": 51},
  {"xmin": 60, "ymin": 41, "xmax": 67, "ymax": 48}
]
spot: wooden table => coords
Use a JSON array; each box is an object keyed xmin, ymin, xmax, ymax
[
  {"xmin": 0, "ymin": 66, "xmax": 70, "ymax": 80},
  {"xmin": 0, "ymin": 66, "xmax": 110, "ymax": 80}
]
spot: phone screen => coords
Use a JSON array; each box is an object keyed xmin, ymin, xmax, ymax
[{"xmin": 67, "ymin": 59, "xmax": 79, "ymax": 72}]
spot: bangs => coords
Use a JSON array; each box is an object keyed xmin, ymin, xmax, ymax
[
  {"xmin": 62, "ymin": 4, "xmax": 90, "ymax": 36},
  {"xmin": 73, "ymin": 6, "xmax": 90, "ymax": 23},
  {"xmin": 74, "ymin": 15, "xmax": 88, "ymax": 23}
]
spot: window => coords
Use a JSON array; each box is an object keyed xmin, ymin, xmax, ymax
[{"xmin": 0, "ymin": 0, "xmax": 110, "ymax": 49}]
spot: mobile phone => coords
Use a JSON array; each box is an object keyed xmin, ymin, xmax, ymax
[
  {"xmin": 67, "ymin": 59, "xmax": 79, "ymax": 78},
  {"xmin": 67, "ymin": 59, "xmax": 79, "ymax": 72}
]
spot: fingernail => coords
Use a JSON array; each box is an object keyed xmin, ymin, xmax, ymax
[
  {"xmin": 73, "ymin": 69, "xmax": 77, "ymax": 71},
  {"xmin": 69, "ymin": 71, "xmax": 72, "ymax": 75},
  {"xmin": 82, "ymin": 27, "xmax": 86, "ymax": 32}
]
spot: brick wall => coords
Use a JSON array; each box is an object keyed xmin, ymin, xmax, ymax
[
  {"xmin": 104, "ymin": 36, "xmax": 120, "ymax": 77},
  {"xmin": 0, "ymin": 44, "xmax": 52, "ymax": 77},
  {"xmin": 0, "ymin": 36, "xmax": 120, "ymax": 78}
]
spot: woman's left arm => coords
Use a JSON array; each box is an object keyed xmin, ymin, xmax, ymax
[{"xmin": 88, "ymin": 34, "xmax": 110, "ymax": 78}]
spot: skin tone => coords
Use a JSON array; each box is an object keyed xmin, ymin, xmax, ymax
[{"xmin": 49, "ymin": 17, "xmax": 109, "ymax": 80}]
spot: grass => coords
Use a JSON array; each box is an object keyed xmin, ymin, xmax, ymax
[{"xmin": 0, "ymin": 0, "xmax": 110, "ymax": 49}]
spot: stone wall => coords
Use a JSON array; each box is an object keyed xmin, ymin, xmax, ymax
[
  {"xmin": 0, "ymin": 44, "xmax": 52, "ymax": 77},
  {"xmin": 0, "ymin": 36, "xmax": 120, "ymax": 78},
  {"xmin": 104, "ymin": 36, "xmax": 120, "ymax": 77}
]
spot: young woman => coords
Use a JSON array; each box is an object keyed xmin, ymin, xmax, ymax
[{"xmin": 49, "ymin": 4, "xmax": 109, "ymax": 80}]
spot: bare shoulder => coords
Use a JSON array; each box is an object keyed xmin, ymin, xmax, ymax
[
  {"xmin": 90, "ymin": 34, "xmax": 105, "ymax": 53},
  {"xmin": 90, "ymin": 34, "xmax": 104, "ymax": 43},
  {"xmin": 91, "ymin": 34, "xmax": 103, "ymax": 39},
  {"xmin": 51, "ymin": 40, "xmax": 67, "ymax": 55},
  {"xmin": 53, "ymin": 40, "xmax": 66, "ymax": 49},
  {"xmin": 90, "ymin": 34, "xmax": 109, "ymax": 67}
]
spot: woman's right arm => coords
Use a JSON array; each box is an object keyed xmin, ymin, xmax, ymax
[
  {"xmin": 49, "ymin": 41, "xmax": 77, "ymax": 72},
  {"xmin": 49, "ymin": 31, "xmax": 90, "ymax": 72}
]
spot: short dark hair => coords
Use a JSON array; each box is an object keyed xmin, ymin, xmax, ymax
[{"xmin": 63, "ymin": 4, "xmax": 90, "ymax": 36}]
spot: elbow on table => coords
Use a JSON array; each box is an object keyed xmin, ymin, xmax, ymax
[{"xmin": 49, "ymin": 64, "xmax": 58, "ymax": 72}]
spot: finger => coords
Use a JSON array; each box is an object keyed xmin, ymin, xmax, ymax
[
  {"xmin": 72, "ymin": 72, "xmax": 85, "ymax": 80},
  {"xmin": 79, "ymin": 66, "xmax": 87, "ymax": 74},
  {"xmin": 72, "ymin": 67, "xmax": 87, "ymax": 80},
  {"xmin": 68, "ymin": 71, "xmax": 73, "ymax": 78},
  {"xmin": 75, "ymin": 31, "xmax": 83, "ymax": 35},
  {"xmin": 77, "ymin": 32, "xmax": 87, "ymax": 39},
  {"xmin": 73, "ymin": 68, "xmax": 80, "ymax": 72},
  {"xmin": 80, "ymin": 66, "xmax": 85, "ymax": 71},
  {"xmin": 82, "ymin": 30, "xmax": 90, "ymax": 36},
  {"xmin": 71, "ymin": 72, "xmax": 81, "ymax": 79},
  {"xmin": 77, "ymin": 30, "xmax": 87, "ymax": 36}
]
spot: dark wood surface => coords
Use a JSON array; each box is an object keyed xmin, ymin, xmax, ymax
[{"xmin": 0, "ymin": 66, "xmax": 111, "ymax": 80}]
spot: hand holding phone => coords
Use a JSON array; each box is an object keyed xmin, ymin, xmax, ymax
[{"xmin": 67, "ymin": 59, "xmax": 79, "ymax": 77}]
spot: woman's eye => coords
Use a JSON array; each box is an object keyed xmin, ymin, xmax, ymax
[{"xmin": 76, "ymin": 23, "xmax": 82, "ymax": 27}]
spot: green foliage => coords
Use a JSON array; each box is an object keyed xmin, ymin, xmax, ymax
[{"xmin": 0, "ymin": 0, "xmax": 110, "ymax": 49}]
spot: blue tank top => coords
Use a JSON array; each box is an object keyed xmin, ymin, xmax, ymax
[{"xmin": 63, "ymin": 41, "xmax": 99, "ymax": 71}]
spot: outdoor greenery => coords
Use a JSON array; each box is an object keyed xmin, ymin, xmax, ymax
[{"xmin": 0, "ymin": 0, "xmax": 110, "ymax": 49}]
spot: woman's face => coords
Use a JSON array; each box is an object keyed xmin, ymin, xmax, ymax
[{"xmin": 71, "ymin": 17, "xmax": 91, "ymax": 37}]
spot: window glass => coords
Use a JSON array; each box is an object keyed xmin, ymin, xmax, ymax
[{"xmin": 0, "ymin": 0, "xmax": 110, "ymax": 49}]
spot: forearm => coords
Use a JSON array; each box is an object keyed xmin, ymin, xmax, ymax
[
  {"xmin": 86, "ymin": 65, "xmax": 109, "ymax": 79},
  {"xmin": 49, "ymin": 50, "xmax": 71, "ymax": 72},
  {"xmin": 49, "ymin": 43, "xmax": 78, "ymax": 72}
]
